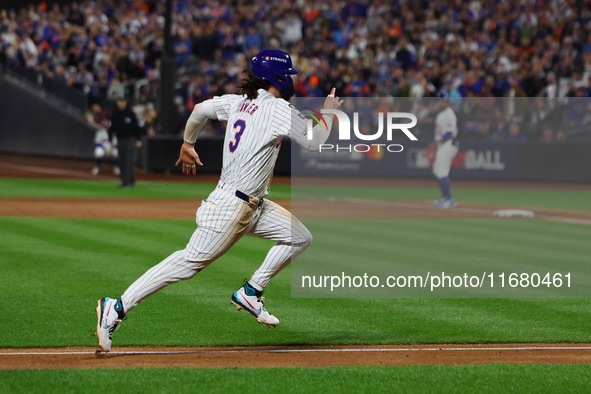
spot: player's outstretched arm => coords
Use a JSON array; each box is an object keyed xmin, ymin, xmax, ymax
[
  {"xmin": 183, "ymin": 100, "xmax": 218, "ymax": 143},
  {"xmin": 323, "ymin": 88, "xmax": 344, "ymax": 114},
  {"xmin": 290, "ymin": 88, "xmax": 344, "ymax": 151}
]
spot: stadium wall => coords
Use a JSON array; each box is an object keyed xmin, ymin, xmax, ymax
[
  {"xmin": 142, "ymin": 136, "xmax": 291, "ymax": 176},
  {"xmin": 146, "ymin": 137, "xmax": 591, "ymax": 182},
  {"xmin": 0, "ymin": 76, "xmax": 588, "ymax": 183},
  {"xmin": 292, "ymin": 140, "xmax": 591, "ymax": 182},
  {"xmin": 0, "ymin": 76, "xmax": 95, "ymax": 159}
]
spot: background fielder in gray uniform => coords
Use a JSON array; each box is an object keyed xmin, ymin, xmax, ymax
[
  {"xmin": 432, "ymin": 94, "xmax": 459, "ymax": 209},
  {"xmin": 95, "ymin": 50, "xmax": 343, "ymax": 352}
]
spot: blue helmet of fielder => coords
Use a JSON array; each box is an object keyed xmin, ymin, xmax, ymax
[{"xmin": 251, "ymin": 49, "xmax": 300, "ymax": 99}]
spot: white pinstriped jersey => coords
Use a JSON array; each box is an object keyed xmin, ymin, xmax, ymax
[
  {"xmin": 434, "ymin": 107, "xmax": 458, "ymax": 142},
  {"xmin": 119, "ymin": 88, "xmax": 316, "ymax": 317},
  {"xmin": 211, "ymin": 88, "xmax": 309, "ymax": 198}
]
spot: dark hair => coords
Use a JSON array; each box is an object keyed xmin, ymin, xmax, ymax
[{"xmin": 237, "ymin": 70, "xmax": 273, "ymax": 100}]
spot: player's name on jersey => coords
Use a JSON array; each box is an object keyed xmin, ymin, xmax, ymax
[{"xmin": 237, "ymin": 102, "xmax": 259, "ymax": 115}]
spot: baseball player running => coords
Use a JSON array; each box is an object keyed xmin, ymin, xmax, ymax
[
  {"xmin": 96, "ymin": 49, "xmax": 343, "ymax": 352},
  {"xmin": 431, "ymin": 93, "xmax": 459, "ymax": 209}
]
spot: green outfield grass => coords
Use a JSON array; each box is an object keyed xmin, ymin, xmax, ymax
[
  {"xmin": 0, "ymin": 216, "xmax": 590, "ymax": 348},
  {"xmin": 0, "ymin": 177, "xmax": 291, "ymax": 200},
  {"xmin": 294, "ymin": 218, "xmax": 591, "ymax": 298},
  {"xmin": 2, "ymin": 177, "xmax": 591, "ymax": 210},
  {"xmin": 2, "ymin": 177, "xmax": 590, "ymax": 391},
  {"xmin": 292, "ymin": 184, "xmax": 591, "ymax": 211},
  {"xmin": 2, "ymin": 364, "xmax": 591, "ymax": 394}
]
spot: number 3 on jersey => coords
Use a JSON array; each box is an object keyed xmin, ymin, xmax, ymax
[{"xmin": 229, "ymin": 119, "xmax": 246, "ymax": 153}]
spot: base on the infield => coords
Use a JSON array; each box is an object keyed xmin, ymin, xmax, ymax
[{"xmin": 493, "ymin": 209, "xmax": 535, "ymax": 218}]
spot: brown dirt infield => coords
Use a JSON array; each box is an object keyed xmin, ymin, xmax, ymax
[
  {"xmin": 2, "ymin": 344, "xmax": 591, "ymax": 369},
  {"xmin": 2, "ymin": 154, "xmax": 591, "ymax": 369},
  {"xmin": 1, "ymin": 197, "xmax": 590, "ymax": 225}
]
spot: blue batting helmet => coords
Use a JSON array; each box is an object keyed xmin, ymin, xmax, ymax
[{"xmin": 250, "ymin": 50, "xmax": 300, "ymax": 99}]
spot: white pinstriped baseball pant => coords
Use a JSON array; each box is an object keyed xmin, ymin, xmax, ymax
[
  {"xmin": 432, "ymin": 139, "xmax": 459, "ymax": 179},
  {"xmin": 120, "ymin": 186, "xmax": 312, "ymax": 314}
]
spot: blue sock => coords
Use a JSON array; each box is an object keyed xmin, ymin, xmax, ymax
[
  {"xmin": 244, "ymin": 282, "xmax": 262, "ymax": 297},
  {"xmin": 438, "ymin": 177, "xmax": 452, "ymax": 199},
  {"xmin": 114, "ymin": 298, "xmax": 125, "ymax": 319}
]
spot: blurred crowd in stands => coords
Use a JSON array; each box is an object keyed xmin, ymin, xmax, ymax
[{"xmin": 1, "ymin": 0, "xmax": 591, "ymax": 141}]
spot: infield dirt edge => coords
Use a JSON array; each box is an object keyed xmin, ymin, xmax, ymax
[{"xmin": 2, "ymin": 344, "xmax": 591, "ymax": 369}]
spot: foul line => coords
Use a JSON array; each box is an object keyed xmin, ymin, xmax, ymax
[
  {"xmin": 2, "ymin": 346, "xmax": 591, "ymax": 356},
  {"xmin": 0, "ymin": 162, "xmax": 108, "ymax": 179},
  {"xmin": 342, "ymin": 198, "xmax": 591, "ymax": 226},
  {"xmin": 344, "ymin": 198, "xmax": 493, "ymax": 215},
  {"xmin": 535, "ymin": 215, "xmax": 591, "ymax": 226}
]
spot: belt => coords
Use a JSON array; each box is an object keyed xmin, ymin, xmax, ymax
[
  {"xmin": 235, "ymin": 190, "xmax": 251, "ymax": 202},
  {"xmin": 219, "ymin": 182, "xmax": 263, "ymax": 207}
]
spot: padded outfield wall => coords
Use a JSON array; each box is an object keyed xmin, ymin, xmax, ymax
[
  {"xmin": 140, "ymin": 138, "xmax": 591, "ymax": 182},
  {"xmin": 0, "ymin": 76, "xmax": 95, "ymax": 160}
]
